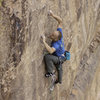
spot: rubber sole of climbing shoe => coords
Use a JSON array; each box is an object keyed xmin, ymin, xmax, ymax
[{"xmin": 45, "ymin": 73, "xmax": 53, "ymax": 77}]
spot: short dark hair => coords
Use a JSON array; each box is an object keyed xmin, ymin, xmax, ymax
[{"xmin": 58, "ymin": 31, "xmax": 62, "ymax": 40}]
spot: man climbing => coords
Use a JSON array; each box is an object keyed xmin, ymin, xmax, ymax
[{"xmin": 41, "ymin": 10, "xmax": 66, "ymax": 84}]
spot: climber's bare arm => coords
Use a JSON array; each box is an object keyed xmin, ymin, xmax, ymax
[
  {"xmin": 43, "ymin": 41, "xmax": 55, "ymax": 54},
  {"xmin": 48, "ymin": 10, "xmax": 62, "ymax": 28},
  {"xmin": 41, "ymin": 35, "xmax": 56, "ymax": 54}
]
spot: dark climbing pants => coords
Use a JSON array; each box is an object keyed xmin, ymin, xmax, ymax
[{"xmin": 44, "ymin": 54, "xmax": 66, "ymax": 83}]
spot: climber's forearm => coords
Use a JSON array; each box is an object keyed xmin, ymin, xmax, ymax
[
  {"xmin": 43, "ymin": 41, "xmax": 55, "ymax": 54},
  {"xmin": 52, "ymin": 14, "xmax": 62, "ymax": 24}
]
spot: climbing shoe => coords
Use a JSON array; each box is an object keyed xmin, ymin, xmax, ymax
[
  {"xmin": 55, "ymin": 80, "xmax": 59, "ymax": 84},
  {"xmin": 55, "ymin": 80, "xmax": 62, "ymax": 84},
  {"xmin": 45, "ymin": 73, "xmax": 53, "ymax": 77}
]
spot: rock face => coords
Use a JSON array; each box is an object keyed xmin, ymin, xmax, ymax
[{"xmin": 0, "ymin": 0, "xmax": 100, "ymax": 100}]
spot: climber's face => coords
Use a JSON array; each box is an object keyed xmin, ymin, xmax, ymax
[{"xmin": 49, "ymin": 31, "xmax": 59, "ymax": 41}]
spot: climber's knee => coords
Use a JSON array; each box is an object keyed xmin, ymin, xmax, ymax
[
  {"xmin": 56, "ymin": 64, "xmax": 62, "ymax": 71},
  {"xmin": 44, "ymin": 54, "xmax": 49, "ymax": 60},
  {"xmin": 44, "ymin": 54, "xmax": 52, "ymax": 61}
]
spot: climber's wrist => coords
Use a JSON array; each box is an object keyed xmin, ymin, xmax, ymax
[
  {"xmin": 43, "ymin": 40, "xmax": 46, "ymax": 44},
  {"xmin": 51, "ymin": 13, "xmax": 54, "ymax": 17}
]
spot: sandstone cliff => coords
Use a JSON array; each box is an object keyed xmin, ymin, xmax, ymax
[{"xmin": 0, "ymin": 0, "xmax": 100, "ymax": 100}]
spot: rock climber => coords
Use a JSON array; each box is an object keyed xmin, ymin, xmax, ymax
[{"xmin": 41, "ymin": 10, "xmax": 66, "ymax": 84}]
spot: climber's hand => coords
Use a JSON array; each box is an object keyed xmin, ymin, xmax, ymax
[
  {"xmin": 48, "ymin": 10, "xmax": 53, "ymax": 16},
  {"xmin": 41, "ymin": 34, "xmax": 46, "ymax": 43}
]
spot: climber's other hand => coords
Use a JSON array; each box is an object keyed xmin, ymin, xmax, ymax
[
  {"xmin": 41, "ymin": 34, "xmax": 46, "ymax": 43},
  {"xmin": 48, "ymin": 10, "xmax": 53, "ymax": 16}
]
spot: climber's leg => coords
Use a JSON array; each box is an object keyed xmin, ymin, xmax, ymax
[
  {"xmin": 44, "ymin": 54, "xmax": 59, "ymax": 76},
  {"xmin": 56, "ymin": 64, "xmax": 63, "ymax": 84},
  {"xmin": 55, "ymin": 57, "xmax": 66, "ymax": 84}
]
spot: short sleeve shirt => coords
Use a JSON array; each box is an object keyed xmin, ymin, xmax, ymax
[{"xmin": 51, "ymin": 28, "xmax": 65, "ymax": 57}]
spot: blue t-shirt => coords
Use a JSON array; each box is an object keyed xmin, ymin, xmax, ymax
[{"xmin": 51, "ymin": 28, "xmax": 65, "ymax": 57}]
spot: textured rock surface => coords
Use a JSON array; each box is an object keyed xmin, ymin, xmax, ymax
[{"xmin": 0, "ymin": 0, "xmax": 100, "ymax": 100}]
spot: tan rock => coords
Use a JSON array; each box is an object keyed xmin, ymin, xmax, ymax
[{"xmin": 0, "ymin": 0, "xmax": 100, "ymax": 100}]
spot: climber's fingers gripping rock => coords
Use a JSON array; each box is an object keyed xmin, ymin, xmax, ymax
[
  {"xmin": 48, "ymin": 10, "xmax": 53, "ymax": 16},
  {"xmin": 41, "ymin": 34, "xmax": 46, "ymax": 43}
]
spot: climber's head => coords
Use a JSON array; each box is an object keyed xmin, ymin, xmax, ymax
[{"xmin": 49, "ymin": 31, "xmax": 62, "ymax": 41}]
